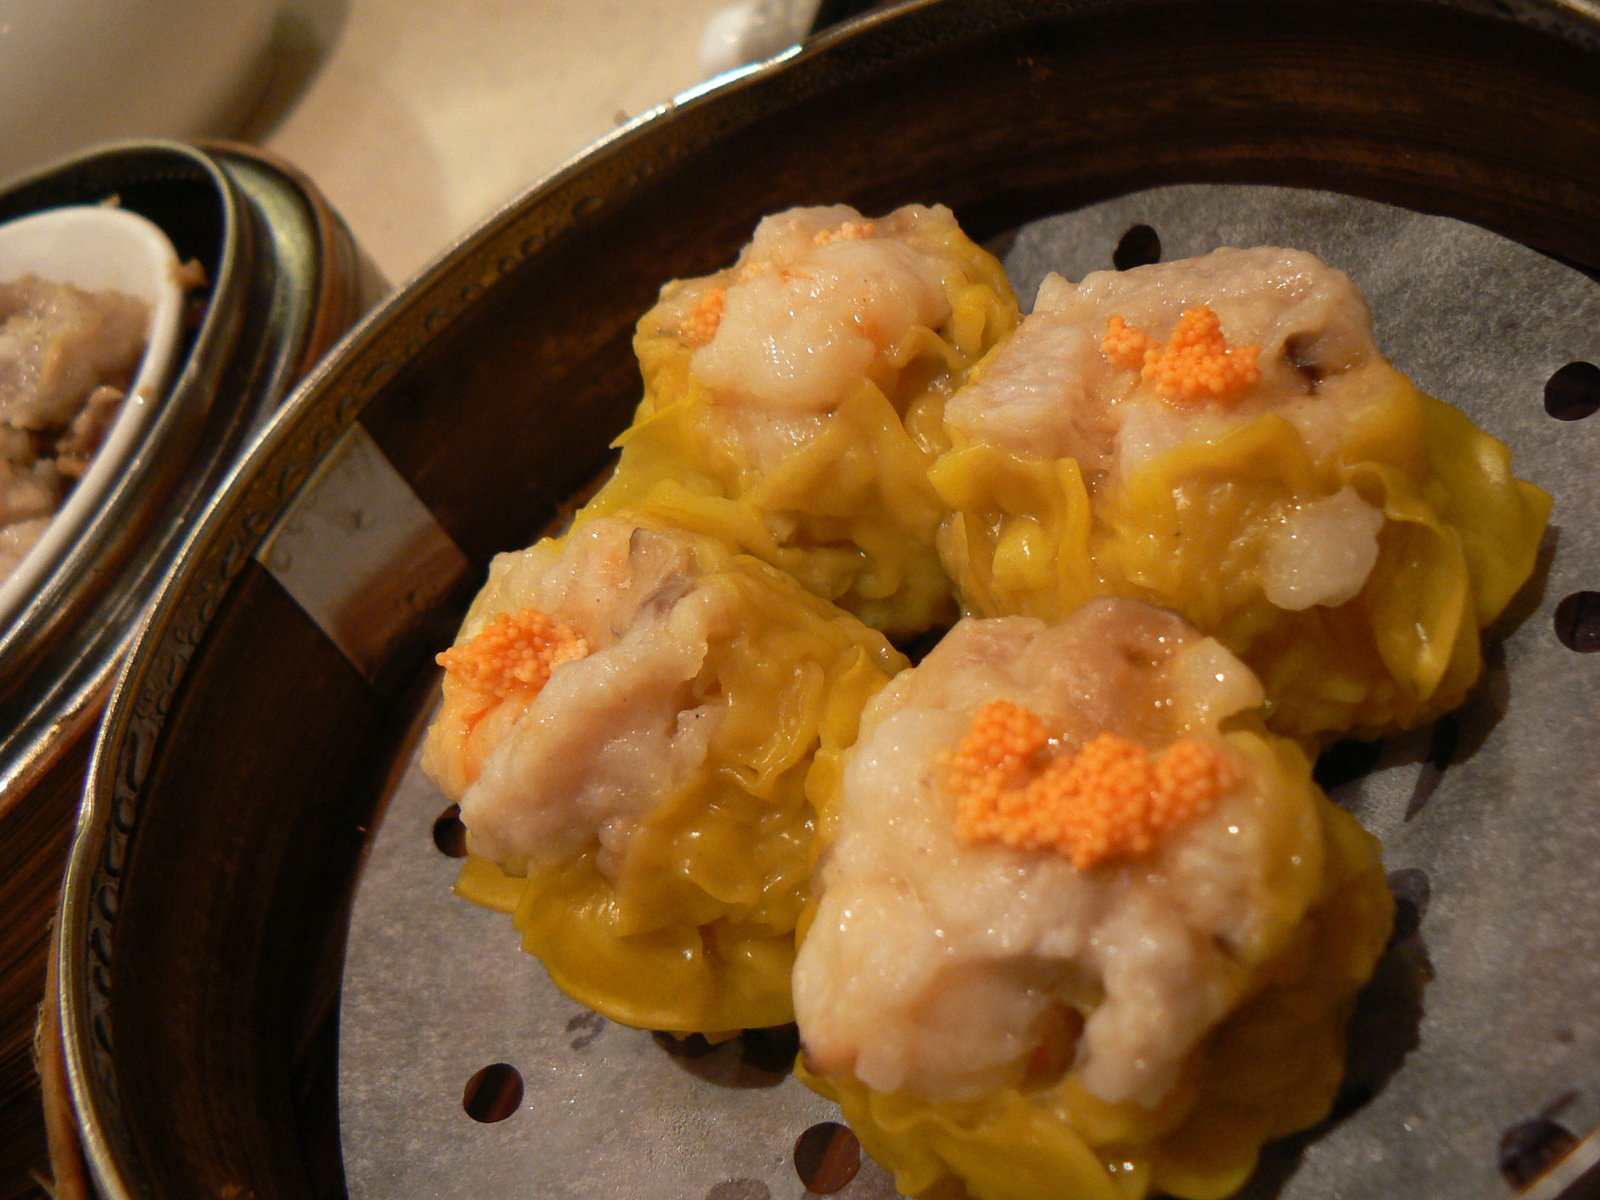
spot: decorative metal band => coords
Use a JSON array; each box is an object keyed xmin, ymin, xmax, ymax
[{"xmin": 254, "ymin": 423, "xmax": 471, "ymax": 687}]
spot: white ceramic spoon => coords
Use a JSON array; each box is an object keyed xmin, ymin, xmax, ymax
[{"xmin": 0, "ymin": 204, "xmax": 188, "ymax": 631}]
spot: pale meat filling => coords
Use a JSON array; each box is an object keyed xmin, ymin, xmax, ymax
[
  {"xmin": 1259, "ymin": 486, "xmax": 1387, "ymax": 611},
  {"xmin": 793, "ymin": 600, "xmax": 1321, "ymax": 1109},
  {"xmin": 0, "ymin": 274, "xmax": 148, "ymax": 429},
  {"xmin": 430, "ymin": 518, "xmax": 729, "ymax": 878},
  {"xmin": 944, "ymin": 247, "xmax": 1390, "ymax": 609},
  {"xmin": 655, "ymin": 204, "xmax": 958, "ymax": 467}
]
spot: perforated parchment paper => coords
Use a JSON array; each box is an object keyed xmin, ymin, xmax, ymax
[{"xmin": 338, "ymin": 185, "xmax": 1600, "ymax": 1200}]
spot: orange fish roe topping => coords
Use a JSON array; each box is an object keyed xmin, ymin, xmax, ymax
[
  {"xmin": 437, "ymin": 608, "xmax": 590, "ymax": 703},
  {"xmin": 1101, "ymin": 305, "xmax": 1261, "ymax": 406},
  {"xmin": 944, "ymin": 699, "xmax": 1052, "ymax": 796},
  {"xmin": 949, "ymin": 700, "xmax": 1237, "ymax": 870},
  {"xmin": 682, "ymin": 287, "xmax": 726, "ymax": 346},
  {"xmin": 1101, "ymin": 313, "xmax": 1152, "ymax": 368}
]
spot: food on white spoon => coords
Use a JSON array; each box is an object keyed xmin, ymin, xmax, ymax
[
  {"xmin": 0, "ymin": 203, "xmax": 191, "ymax": 615},
  {"xmin": 0, "ymin": 275, "xmax": 149, "ymax": 582}
]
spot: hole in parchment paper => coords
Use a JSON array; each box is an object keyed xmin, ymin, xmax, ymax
[
  {"xmin": 1554, "ymin": 592, "xmax": 1600, "ymax": 653},
  {"xmin": 1544, "ymin": 361, "xmax": 1600, "ymax": 421},
  {"xmin": 432, "ymin": 805, "xmax": 468, "ymax": 857},
  {"xmin": 462, "ymin": 1062, "xmax": 523, "ymax": 1123},
  {"xmin": 794, "ymin": 1121, "xmax": 861, "ymax": 1194},
  {"xmin": 1499, "ymin": 1116, "xmax": 1579, "ymax": 1187},
  {"xmin": 1113, "ymin": 224, "xmax": 1161, "ymax": 271}
]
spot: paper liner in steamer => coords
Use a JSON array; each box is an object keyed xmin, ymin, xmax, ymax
[{"xmin": 337, "ymin": 185, "xmax": 1600, "ymax": 1199}]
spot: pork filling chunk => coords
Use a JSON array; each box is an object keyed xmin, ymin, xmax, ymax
[
  {"xmin": 793, "ymin": 599, "xmax": 1324, "ymax": 1109},
  {"xmin": 943, "ymin": 247, "xmax": 1393, "ymax": 610},
  {"xmin": 649, "ymin": 204, "xmax": 967, "ymax": 468},
  {"xmin": 421, "ymin": 518, "xmax": 732, "ymax": 878}
]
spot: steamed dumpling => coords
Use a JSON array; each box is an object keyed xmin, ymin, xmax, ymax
[
  {"xmin": 422, "ymin": 512, "xmax": 906, "ymax": 1033},
  {"xmin": 794, "ymin": 599, "xmax": 1393, "ymax": 1200},
  {"xmin": 932, "ymin": 247, "xmax": 1550, "ymax": 740},
  {"xmin": 584, "ymin": 203, "xmax": 1020, "ymax": 637}
]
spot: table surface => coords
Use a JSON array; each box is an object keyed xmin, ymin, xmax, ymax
[{"xmin": 259, "ymin": 0, "xmax": 754, "ymax": 287}]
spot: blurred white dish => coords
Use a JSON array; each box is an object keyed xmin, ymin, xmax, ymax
[
  {"xmin": 0, "ymin": 204, "xmax": 188, "ymax": 631},
  {"xmin": 699, "ymin": 0, "xmax": 822, "ymax": 75},
  {"xmin": 0, "ymin": 0, "xmax": 278, "ymax": 185}
]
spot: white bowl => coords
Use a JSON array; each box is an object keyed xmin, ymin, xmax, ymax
[
  {"xmin": 0, "ymin": 204, "xmax": 188, "ymax": 631},
  {"xmin": 0, "ymin": 0, "xmax": 279, "ymax": 185}
]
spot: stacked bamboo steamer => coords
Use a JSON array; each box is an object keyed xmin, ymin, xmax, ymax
[{"xmin": 0, "ymin": 140, "xmax": 374, "ymax": 1199}]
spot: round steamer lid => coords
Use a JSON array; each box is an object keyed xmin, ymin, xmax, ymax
[
  {"xmin": 0, "ymin": 138, "xmax": 374, "ymax": 1194},
  {"xmin": 51, "ymin": 2, "xmax": 1600, "ymax": 1198}
]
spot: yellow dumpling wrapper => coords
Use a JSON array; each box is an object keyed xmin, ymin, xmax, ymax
[
  {"xmin": 798, "ymin": 729, "xmax": 1393, "ymax": 1200},
  {"xmin": 933, "ymin": 372, "xmax": 1550, "ymax": 740},
  {"xmin": 438, "ymin": 521, "xmax": 906, "ymax": 1034},
  {"xmin": 584, "ymin": 205, "xmax": 1020, "ymax": 637}
]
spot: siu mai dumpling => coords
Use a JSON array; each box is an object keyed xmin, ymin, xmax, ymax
[
  {"xmin": 931, "ymin": 247, "xmax": 1550, "ymax": 740},
  {"xmin": 793, "ymin": 600, "xmax": 1393, "ymax": 1200},
  {"xmin": 421, "ymin": 512, "xmax": 906, "ymax": 1034},
  {"xmin": 584, "ymin": 203, "xmax": 1020, "ymax": 638}
]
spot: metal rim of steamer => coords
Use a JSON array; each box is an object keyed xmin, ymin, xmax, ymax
[{"xmin": 51, "ymin": 1, "xmax": 1600, "ymax": 1197}]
